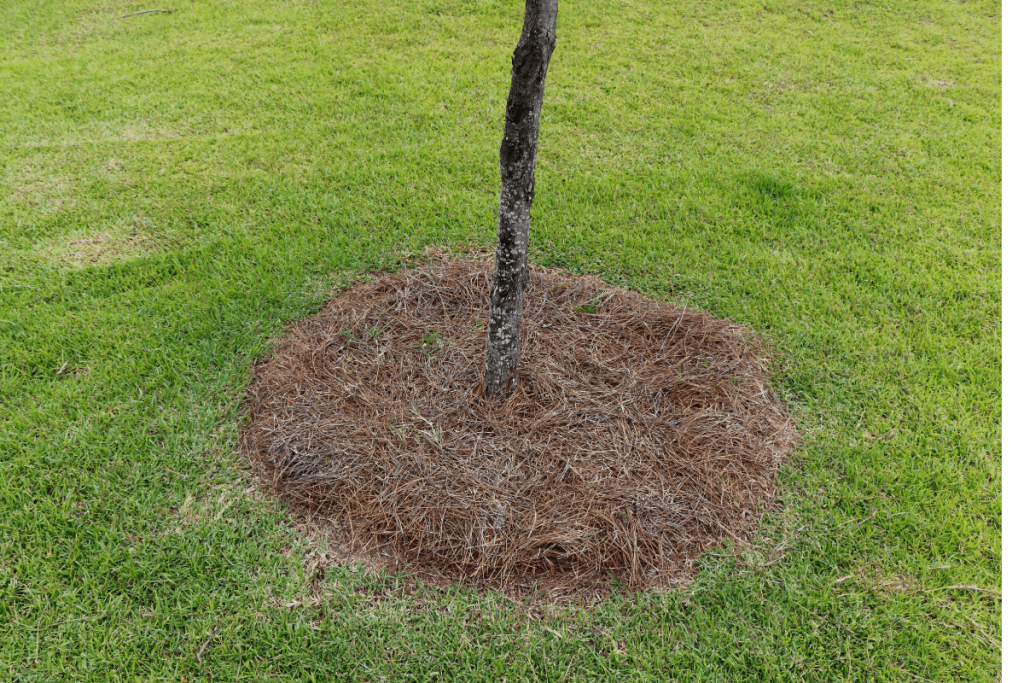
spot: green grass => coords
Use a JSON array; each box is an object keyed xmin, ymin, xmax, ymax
[{"xmin": 0, "ymin": 0, "xmax": 1000, "ymax": 680}]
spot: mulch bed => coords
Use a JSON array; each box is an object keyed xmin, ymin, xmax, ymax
[{"xmin": 241, "ymin": 258, "xmax": 797, "ymax": 598}]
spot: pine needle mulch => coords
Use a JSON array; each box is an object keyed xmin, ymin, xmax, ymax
[{"xmin": 241, "ymin": 258, "xmax": 797, "ymax": 599}]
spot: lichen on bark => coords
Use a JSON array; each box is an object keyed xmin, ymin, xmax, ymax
[{"xmin": 484, "ymin": 0, "xmax": 558, "ymax": 398}]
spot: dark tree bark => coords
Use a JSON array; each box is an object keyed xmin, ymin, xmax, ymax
[{"xmin": 484, "ymin": 0, "xmax": 558, "ymax": 398}]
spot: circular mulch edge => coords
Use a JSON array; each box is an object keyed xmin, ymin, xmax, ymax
[{"xmin": 240, "ymin": 257, "xmax": 797, "ymax": 600}]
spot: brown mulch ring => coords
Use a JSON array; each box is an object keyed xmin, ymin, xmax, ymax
[{"xmin": 241, "ymin": 257, "xmax": 797, "ymax": 601}]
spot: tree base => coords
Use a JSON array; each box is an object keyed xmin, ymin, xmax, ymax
[{"xmin": 241, "ymin": 257, "xmax": 797, "ymax": 600}]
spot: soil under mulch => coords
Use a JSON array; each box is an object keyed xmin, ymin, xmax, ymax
[{"xmin": 241, "ymin": 258, "xmax": 797, "ymax": 599}]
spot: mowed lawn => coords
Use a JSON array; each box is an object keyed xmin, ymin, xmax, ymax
[{"xmin": 0, "ymin": 0, "xmax": 1000, "ymax": 680}]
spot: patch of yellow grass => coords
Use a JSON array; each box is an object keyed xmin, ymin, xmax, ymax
[
  {"xmin": 39, "ymin": 216, "xmax": 162, "ymax": 268},
  {"xmin": 5, "ymin": 172, "xmax": 75, "ymax": 214}
]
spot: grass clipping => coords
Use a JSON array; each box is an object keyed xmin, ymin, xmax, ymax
[{"xmin": 242, "ymin": 259, "xmax": 797, "ymax": 596}]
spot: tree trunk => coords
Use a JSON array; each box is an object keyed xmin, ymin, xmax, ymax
[{"xmin": 484, "ymin": 0, "xmax": 558, "ymax": 398}]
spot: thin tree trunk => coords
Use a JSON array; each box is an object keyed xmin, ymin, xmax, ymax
[{"xmin": 484, "ymin": 0, "xmax": 558, "ymax": 398}]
